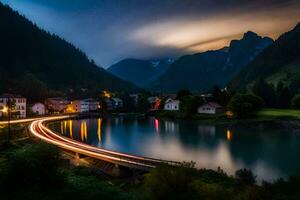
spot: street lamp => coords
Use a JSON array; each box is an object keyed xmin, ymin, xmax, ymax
[{"xmin": 2, "ymin": 99, "xmax": 12, "ymax": 141}]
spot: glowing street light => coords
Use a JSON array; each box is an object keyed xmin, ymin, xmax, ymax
[{"xmin": 2, "ymin": 106, "xmax": 8, "ymax": 113}]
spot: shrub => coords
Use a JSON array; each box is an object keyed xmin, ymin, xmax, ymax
[
  {"xmin": 235, "ymin": 168, "xmax": 256, "ymax": 185},
  {"xmin": 291, "ymin": 94, "xmax": 300, "ymax": 109},
  {"xmin": 227, "ymin": 93, "xmax": 264, "ymax": 118}
]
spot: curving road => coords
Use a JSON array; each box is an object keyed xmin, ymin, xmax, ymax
[{"xmin": 29, "ymin": 116, "xmax": 180, "ymax": 170}]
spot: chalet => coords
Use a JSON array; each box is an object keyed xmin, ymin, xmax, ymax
[
  {"xmin": 147, "ymin": 96, "xmax": 160, "ymax": 110},
  {"xmin": 71, "ymin": 100, "xmax": 89, "ymax": 113},
  {"xmin": 130, "ymin": 94, "xmax": 139, "ymax": 105},
  {"xmin": 112, "ymin": 98, "xmax": 123, "ymax": 109},
  {"xmin": 198, "ymin": 102, "xmax": 224, "ymax": 114},
  {"xmin": 0, "ymin": 94, "xmax": 27, "ymax": 118},
  {"xmin": 45, "ymin": 98, "xmax": 70, "ymax": 113},
  {"xmin": 84, "ymin": 98, "xmax": 100, "ymax": 111},
  {"xmin": 164, "ymin": 98, "xmax": 180, "ymax": 111},
  {"xmin": 104, "ymin": 98, "xmax": 114, "ymax": 111},
  {"xmin": 31, "ymin": 102, "xmax": 45, "ymax": 115}
]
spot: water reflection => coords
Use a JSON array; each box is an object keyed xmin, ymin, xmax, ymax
[
  {"xmin": 80, "ymin": 121, "xmax": 87, "ymax": 142},
  {"xmin": 69, "ymin": 120, "xmax": 73, "ymax": 139},
  {"xmin": 154, "ymin": 119, "xmax": 159, "ymax": 134},
  {"xmin": 97, "ymin": 118, "xmax": 102, "ymax": 143},
  {"xmin": 227, "ymin": 129, "xmax": 232, "ymax": 141},
  {"xmin": 48, "ymin": 117, "xmax": 300, "ymax": 182}
]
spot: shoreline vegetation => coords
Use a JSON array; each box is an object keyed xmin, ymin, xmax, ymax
[
  {"xmin": 153, "ymin": 108, "xmax": 300, "ymax": 125},
  {"xmin": 0, "ymin": 143, "xmax": 299, "ymax": 200}
]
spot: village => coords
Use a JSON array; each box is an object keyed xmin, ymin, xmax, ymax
[{"xmin": 0, "ymin": 90, "xmax": 225, "ymax": 119}]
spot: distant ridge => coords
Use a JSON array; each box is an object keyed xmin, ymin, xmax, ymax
[
  {"xmin": 107, "ymin": 58, "xmax": 172, "ymax": 87},
  {"xmin": 230, "ymin": 22, "xmax": 300, "ymax": 93},
  {"xmin": 149, "ymin": 31, "xmax": 273, "ymax": 92}
]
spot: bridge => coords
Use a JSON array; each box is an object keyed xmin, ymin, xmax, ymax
[{"xmin": 29, "ymin": 116, "xmax": 180, "ymax": 171}]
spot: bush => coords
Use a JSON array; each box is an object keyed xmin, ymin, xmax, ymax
[
  {"xmin": 181, "ymin": 96, "xmax": 203, "ymax": 118},
  {"xmin": 227, "ymin": 93, "xmax": 264, "ymax": 118},
  {"xmin": 235, "ymin": 168, "xmax": 256, "ymax": 185},
  {"xmin": 291, "ymin": 94, "xmax": 300, "ymax": 109},
  {"xmin": 2, "ymin": 143, "xmax": 64, "ymax": 193}
]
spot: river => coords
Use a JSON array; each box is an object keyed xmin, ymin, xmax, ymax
[{"xmin": 48, "ymin": 116, "xmax": 300, "ymax": 182}]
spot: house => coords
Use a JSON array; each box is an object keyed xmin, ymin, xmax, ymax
[
  {"xmin": 84, "ymin": 98, "xmax": 100, "ymax": 111},
  {"xmin": 104, "ymin": 98, "xmax": 114, "ymax": 111},
  {"xmin": 164, "ymin": 98, "xmax": 180, "ymax": 111},
  {"xmin": 198, "ymin": 102, "xmax": 224, "ymax": 114},
  {"xmin": 45, "ymin": 98, "xmax": 70, "ymax": 113},
  {"xmin": 130, "ymin": 94, "xmax": 139, "ymax": 105},
  {"xmin": 31, "ymin": 102, "xmax": 45, "ymax": 115},
  {"xmin": 147, "ymin": 96, "xmax": 161, "ymax": 110},
  {"xmin": 111, "ymin": 98, "xmax": 123, "ymax": 109},
  {"xmin": 0, "ymin": 94, "xmax": 27, "ymax": 118},
  {"xmin": 71, "ymin": 100, "xmax": 89, "ymax": 113}
]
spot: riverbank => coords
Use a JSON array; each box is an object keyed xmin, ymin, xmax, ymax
[{"xmin": 153, "ymin": 108, "xmax": 300, "ymax": 125}]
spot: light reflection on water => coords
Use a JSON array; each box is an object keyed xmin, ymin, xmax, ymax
[{"xmin": 49, "ymin": 117, "xmax": 300, "ymax": 182}]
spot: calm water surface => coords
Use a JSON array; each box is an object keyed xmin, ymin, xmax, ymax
[{"xmin": 48, "ymin": 116, "xmax": 300, "ymax": 181}]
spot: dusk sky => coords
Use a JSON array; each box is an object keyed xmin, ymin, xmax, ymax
[{"xmin": 2, "ymin": 0, "xmax": 300, "ymax": 68}]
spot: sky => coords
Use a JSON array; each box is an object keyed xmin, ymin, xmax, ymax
[{"xmin": 1, "ymin": 0, "xmax": 300, "ymax": 68}]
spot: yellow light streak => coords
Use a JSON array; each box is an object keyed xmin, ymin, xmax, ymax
[
  {"xmin": 69, "ymin": 120, "xmax": 73, "ymax": 139},
  {"xmin": 28, "ymin": 115, "xmax": 180, "ymax": 169},
  {"xmin": 97, "ymin": 118, "xmax": 102, "ymax": 143},
  {"xmin": 226, "ymin": 129, "xmax": 232, "ymax": 141}
]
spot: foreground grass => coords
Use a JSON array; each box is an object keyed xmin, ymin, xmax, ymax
[{"xmin": 1, "ymin": 143, "xmax": 300, "ymax": 200}]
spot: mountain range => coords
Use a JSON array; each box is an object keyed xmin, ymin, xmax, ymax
[
  {"xmin": 107, "ymin": 58, "xmax": 172, "ymax": 87},
  {"xmin": 149, "ymin": 31, "xmax": 273, "ymax": 92},
  {"xmin": 0, "ymin": 2, "xmax": 139, "ymax": 101},
  {"xmin": 230, "ymin": 22, "xmax": 300, "ymax": 94}
]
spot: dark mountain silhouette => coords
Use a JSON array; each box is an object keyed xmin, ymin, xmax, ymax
[
  {"xmin": 107, "ymin": 58, "xmax": 172, "ymax": 87},
  {"xmin": 150, "ymin": 32, "xmax": 273, "ymax": 92},
  {"xmin": 230, "ymin": 22, "xmax": 300, "ymax": 93},
  {"xmin": 0, "ymin": 2, "xmax": 139, "ymax": 100}
]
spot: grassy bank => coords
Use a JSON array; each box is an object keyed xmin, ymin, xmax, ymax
[
  {"xmin": 154, "ymin": 108, "xmax": 300, "ymax": 125},
  {"xmin": 257, "ymin": 108, "xmax": 300, "ymax": 119}
]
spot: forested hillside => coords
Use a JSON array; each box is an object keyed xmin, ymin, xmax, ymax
[{"xmin": 0, "ymin": 3, "xmax": 139, "ymax": 101}]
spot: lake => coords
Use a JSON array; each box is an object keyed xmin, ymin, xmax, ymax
[{"xmin": 48, "ymin": 116, "xmax": 300, "ymax": 182}]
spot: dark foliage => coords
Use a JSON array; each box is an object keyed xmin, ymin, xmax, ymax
[
  {"xmin": 235, "ymin": 168, "xmax": 256, "ymax": 185},
  {"xmin": 230, "ymin": 22, "xmax": 300, "ymax": 91},
  {"xmin": 176, "ymin": 89, "xmax": 191, "ymax": 101},
  {"xmin": 252, "ymin": 79, "xmax": 277, "ymax": 107},
  {"xmin": 181, "ymin": 95, "xmax": 204, "ymax": 118},
  {"xmin": 227, "ymin": 93, "xmax": 264, "ymax": 118},
  {"xmin": 291, "ymin": 94, "xmax": 300, "ymax": 109}
]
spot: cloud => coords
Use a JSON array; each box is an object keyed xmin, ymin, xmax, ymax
[{"xmin": 1, "ymin": 0, "xmax": 300, "ymax": 67}]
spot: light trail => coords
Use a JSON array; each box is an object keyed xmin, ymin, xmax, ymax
[
  {"xmin": 0, "ymin": 117, "xmax": 48, "ymax": 125},
  {"xmin": 29, "ymin": 116, "xmax": 180, "ymax": 170}
]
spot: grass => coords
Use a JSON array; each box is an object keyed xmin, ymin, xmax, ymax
[
  {"xmin": 154, "ymin": 108, "xmax": 300, "ymax": 126},
  {"xmin": 257, "ymin": 108, "xmax": 300, "ymax": 119}
]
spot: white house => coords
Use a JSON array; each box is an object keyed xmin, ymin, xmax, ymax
[
  {"xmin": 112, "ymin": 98, "xmax": 123, "ymax": 109},
  {"xmin": 147, "ymin": 96, "xmax": 161, "ymax": 110},
  {"xmin": 129, "ymin": 94, "xmax": 139, "ymax": 105},
  {"xmin": 164, "ymin": 98, "xmax": 180, "ymax": 111},
  {"xmin": 45, "ymin": 97, "xmax": 70, "ymax": 113},
  {"xmin": 0, "ymin": 94, "xmax": 27, "ymax": 118},
  {"xmin": 31, "ymin": 103, "xmax": 45, "ymax": 115},
  {"xmin": 198, "ymin": 102, "xmax": 224, "ymax": 114},
  {"xmin": 72, "ymin": 100, "xmax": 89, "ymax": 113},
  {"xmin": 84, "ymin": 98, "xmax": 100, "ymax": 111}
]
